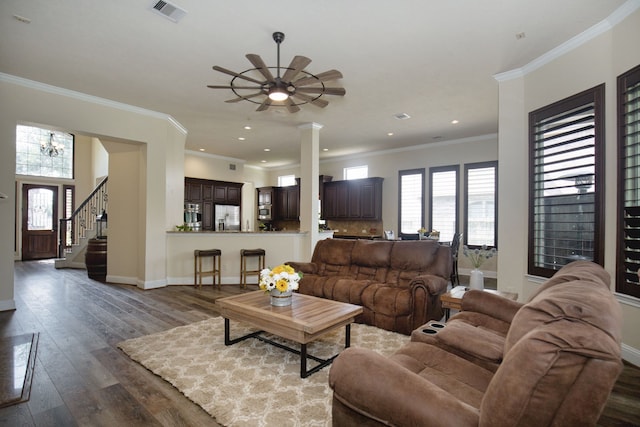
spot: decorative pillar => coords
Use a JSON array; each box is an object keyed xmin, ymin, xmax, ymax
[{"xmin": 298, "ymin": 122, "xmax": 323, "ymax": 260}]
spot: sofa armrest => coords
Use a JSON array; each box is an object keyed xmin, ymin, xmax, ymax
[
  {"xmin": 435, "ymin": 321, "xmax": 504, "ymax": 363},
  {"xmin": 329, "ymin": 347, "xmax": 479, "ymax": 426},
  {"xmin": 409, "ymin": 274, "xmax": 449, "ymax": 295},
  {"xmin": 285, "ymin": 261, "xmax": 317, "ymax": 275},
  {"xmin": 461, "ymin": 290, "xmax": 523, "ymax": 324}
]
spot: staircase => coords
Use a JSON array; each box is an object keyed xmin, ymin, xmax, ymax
[{"xmin": 55, "ymin": 177, "xmax": 108, "ymax": 269}]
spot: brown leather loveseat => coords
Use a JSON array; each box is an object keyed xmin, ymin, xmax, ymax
[
  {"xmin": 329, "ymin": 261, "xmax": 623, "ymax": 426},
  {"xmin": 287, "ymin": 238, "xmax": 452, "ymax": 335}
]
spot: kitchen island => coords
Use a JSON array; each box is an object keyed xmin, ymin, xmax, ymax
[{"xmin": 166, "ymin": 230, "xmax": 333, "ymax": 286}]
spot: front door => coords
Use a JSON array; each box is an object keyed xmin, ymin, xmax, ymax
[{"xmin": 22, "ymin": 184, "xmax": 58, "ymax": 260}]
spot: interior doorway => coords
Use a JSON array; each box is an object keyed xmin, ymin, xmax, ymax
[{"xmin": 21, "ymin": 184, "xmax": 59, "ymax": 260}]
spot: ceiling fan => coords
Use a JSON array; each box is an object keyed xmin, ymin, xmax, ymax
[{"xmin": 207, "ymin": 32, "xmax": 345, "ymax": 113}]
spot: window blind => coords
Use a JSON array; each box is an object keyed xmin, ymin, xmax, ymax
[
  {"xmin": 399, "ymin": 170, "xmax": 424, "ymax": 235},
  {"xmin": 529, "ymin": 85, "xmax": 604, "ymax": 277},
  {"xmin": 430, "ymin": 167, "xmax": 458, "ymax": 243},
  {"xmin": 465, "ymin": 163, "xmax": 496, "ymax": 247},
  {"xmin": 618, "ymin": 65, "xmax": 640, "ymax": 298}
]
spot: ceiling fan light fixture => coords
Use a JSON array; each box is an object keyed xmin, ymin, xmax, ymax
[{"xmin": 268, "ymin": 87, "xmax": 289, "ymax": 101}]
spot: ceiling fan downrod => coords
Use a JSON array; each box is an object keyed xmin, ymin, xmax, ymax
[{"xmin": 272, "ymin": 32, "xmax": 285, "ymax": 79}]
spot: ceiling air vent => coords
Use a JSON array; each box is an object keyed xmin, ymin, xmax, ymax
[
  {"xmin": 150, "ymin": 0, "xmax": 187, "ymax": 23},
  {"xmin": 394, "ymin": 112, "xmax": 411, "ymax": 120}
]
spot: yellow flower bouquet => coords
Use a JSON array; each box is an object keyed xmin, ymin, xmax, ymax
[{"xmin": 259, "ymin": 264, "xmax": 302, "ymax": 293}]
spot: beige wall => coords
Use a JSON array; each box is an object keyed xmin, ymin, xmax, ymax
[
  {"xmin": 0, "ymin": 74, "xmax": 187, "ymax": 308},
  {"xmin": 497, "ymin": 9, "xmax": 640, "ymax": 363}
]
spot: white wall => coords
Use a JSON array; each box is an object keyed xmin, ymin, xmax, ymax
[{"xmin": 496, "ymin": 8, "xmax": 640, "ymax": 362}]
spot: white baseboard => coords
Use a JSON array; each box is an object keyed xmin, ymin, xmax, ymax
[
  {"xmin": 106, "ymin": 275, "xmax": 137, "ymax": 285},
  {"xmin": 167, "ymin": 275, "xmax": 245, "ymax": 286},
  {"xmin": 622, "ymin": 343, "xmax": 640, "ymax": 367},
  {"xmin": 136, "ymin": 278, "xmax": 167, "ymax": 290},
  {"xmin": 0, "ymin": 299, "xmax": 16, "ymax": 311}
]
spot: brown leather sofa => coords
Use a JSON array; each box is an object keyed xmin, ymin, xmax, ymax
[
  {"xmin": 287, "ymin": 238, "xmax": 452, "ymax": 335},
  {"xmin": 329, "ymin": 261, "xmax": 623, "ymax": 426}
]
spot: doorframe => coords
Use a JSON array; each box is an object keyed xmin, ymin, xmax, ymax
[
  {"xmin": 15, "ymin": 179, "xmax": 68, "ymax": 261},
  {"xmin": 21, "ymin": 183, "xmax": 59, "ymax": 260}
]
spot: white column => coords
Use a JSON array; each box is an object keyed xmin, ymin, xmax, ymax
[{"xmin": 298, "ymin": 122, "xmax": 323, "ymax": 260}]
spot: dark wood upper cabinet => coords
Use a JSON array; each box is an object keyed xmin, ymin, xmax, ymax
[
  {"xmin": 257, "ymin": 187, "xmax": 274, "ymax": 205},
  {"xmin": 322, "ymin": 177, "xmax": 383, "ymax": 221},
  {"xmin": 274, "ymin": 186, "xmax": 300, "ymax": 220},
  {"xmin": 184, "ymin": 178, "xmax": 243, "ymax": 230}
]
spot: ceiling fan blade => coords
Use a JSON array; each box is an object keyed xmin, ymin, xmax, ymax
[
  {"xmin": 281, "ymin": 56, "xmax": 312, "ymax": 83},
  {"xmin": 212, "ymin": 66, "xmax": 264, "ymax": 84},
  {"xmin": 296, "ymin": 87, "xmax": 346, "ymax": 96},
  {"xmin": 246, "ymin": 54, "xmax": 275, "ymax": 82},
  {"xmin": 256, "ymin": 98, "xmax": 272, "ymax": 111},
  {"xmin": 293, "ymin": 70, "xmax": 343, "ymax": 87},
  {"xmin": 285, "ymin": 98, "xmax": 301, "ymax": 113},
  {"xmin": 225, "ymin": 92, "xmax": 264, "ymax": 103},
  {"xmin": 291, "ymin": 92, "xmax": 329, "ymax": 108},
  {"xmin": 207, "ymin": 85, "xmax": 262, "ymax": 90}
]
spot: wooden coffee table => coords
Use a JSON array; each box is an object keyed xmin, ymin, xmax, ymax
[
  {"xmin": 216, "ymin": 291, "xmax": 363, "ymax": 378},
  {"xmin": 441, "ymin": 285, "xmax": 518, "ymax": 320}
]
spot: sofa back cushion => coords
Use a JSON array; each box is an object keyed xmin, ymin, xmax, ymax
[
  {"xmin": 351, "ymin": 240, "xmax": 393, "ymax": 281},
  {"xmin": 311, "ymin": 238, "xmax": 356, "ymax": 276},
  {"xmin": 480, "ymin": 262, "xmax": 622, "ymax": 426},
  {"xmin": 387, "ymin": 240, "xmax": 452, "ymax": 286}
]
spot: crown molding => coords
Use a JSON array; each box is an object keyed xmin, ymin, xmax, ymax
[
  {"xmin": 185, "ymin": 149, "xmax": 245, "ymax": 164},
  {"xmin": 494, "ymin": 0, "xmax": 640, "ymax": 82},
  {"xmin": 0, "ymin": 72, "xmax": 188, "ymax": 135}
]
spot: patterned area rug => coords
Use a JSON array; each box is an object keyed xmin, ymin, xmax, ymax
[{"xmin": 118, "ymin": 316, "xmax": 409, "ymax": 427}]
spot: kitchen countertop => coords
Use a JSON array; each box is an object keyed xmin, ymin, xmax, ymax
[
  {"xmin": 167, "ymin": 230, "xmax": 308, "ymax": 235},
  {"xmin": 332, "ymin": 233, "xmax": 382, "ymax": 240}
]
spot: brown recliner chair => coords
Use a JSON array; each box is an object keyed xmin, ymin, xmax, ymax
[{"xmin": 329, "ymin": 261, "xmax": 623, "ymax": 426}]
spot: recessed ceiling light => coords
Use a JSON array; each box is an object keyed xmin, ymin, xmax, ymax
[
  {"xmin": 451, "ymin": 119, "xmax": 459, "ymax": 124},
  {"xmin": 322, "ymin": 148, "xmax": 329, "ymax": 152},
  {"xmin": 199, "ymin": 148, "xmax": 205, "ymax": 152},
  {"xmin": 238, "ymin": 137, "xmax": 245, "ymax": 141},
  {"xmin": 244, "ymin": 125, "xmax": 252, "ymax": 130},
  {"xmin": 387, "ymin": 132, "xmax": 394, "ymax": 136},
  {"xmin": 261, "ymin": 160, "xmax": 267, "ymax": 163},
  {"xmin": 264, "ymin": 148, "xmax": 271, "ymax": 152}
]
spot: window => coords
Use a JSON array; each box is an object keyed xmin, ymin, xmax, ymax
[
  {"xmin": 398, "ymin": 169, "xmax": 424, "ymax": 238},
  {"xmin": 529, "ymin": 85, "xmax": 604, "ymax": 278},
  {"xmin": 277, "ymin": 174, "xmax": 296, "ymax": 186},
  {"xmin": 430, "ymin": 166, "xmax": 458, "ymax": 243},
  {"xmin": 617, "ymin": 65, "xmax": 640, "ymax": 299},
  {"xmin": 344, "ymin": 165, "xmax": 368, "ymax": 180},
  {"xmin": 16, "ymin": 125, "xmax": 74, "ymax": 179},
  {"xmin": 465, "ymin": 162, "xmax": 497, "ymax": 247}
]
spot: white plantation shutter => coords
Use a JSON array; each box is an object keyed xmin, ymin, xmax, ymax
[
  {"xmin": 399, "ymin": 169, "xmax": 424, "ymax": 236},
  {"xmin": 430, "ymin": 167, "xmax": 458, "ymax": 243},
  {"xmin": 618, "ymin": 65, "xmax": 640, "ymax": 299},
  {"xmin": 465, "ymin": 163, "xmax": 497, "ymax": 247},
  {"xmin": 529, "ymin": 85, "xmax": 604, "ymax": 278}
]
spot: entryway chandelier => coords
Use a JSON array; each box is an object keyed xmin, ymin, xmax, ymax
[{"xmin": 41, "ymin": 132, "xmax": 64, "ymax": 157}]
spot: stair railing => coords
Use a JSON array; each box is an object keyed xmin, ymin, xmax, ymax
[{"xmin": 58, "ymin": 177, "xmax": 108, "ymax": 258}]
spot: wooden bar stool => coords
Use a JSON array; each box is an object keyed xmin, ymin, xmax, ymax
[
  {"xmin": 194, "ymin": 249, "xmax": 222, "ymax": 290},
  {"xmin": 240, "ymin": 248, "xmax": 266, "ymax": 288}
]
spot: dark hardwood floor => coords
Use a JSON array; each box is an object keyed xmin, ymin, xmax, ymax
[{"xmin": 1, "ymin": 260, "xmax": 639, "ymax": 426}]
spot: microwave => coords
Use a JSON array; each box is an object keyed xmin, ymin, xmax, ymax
[{"xmin": 258, "ymin": 204, "xmax": 272, "ymax": 220}]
